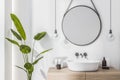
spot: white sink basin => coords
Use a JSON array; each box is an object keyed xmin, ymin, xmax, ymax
[{"xmin": 67, "ymin": 59, "xmax": 100, "ymax": 72}]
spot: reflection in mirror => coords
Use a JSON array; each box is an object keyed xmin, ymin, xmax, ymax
[{"xmin": 62, "ymin": 5, "xmax": 102, "ymax": 46}]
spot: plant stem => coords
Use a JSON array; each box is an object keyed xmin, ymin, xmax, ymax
[
  {"xmin": 27, "ymin": 72, "xmax": 32, "ymax": 80},
  {"xmin": 22, "ymin": 54, "xmax": 26, "ymax": 63},
  {"xmin": 25, "ymin": 54, "xmax": 29, "ymax": 63},
  {"xmin": 31, "ymin": 40, "xmax": 35, "ymax": 63},
  {"xmin": 21, "ymin": 41, "xmax": 26, "ymax": 63},
  {"xmin": 23, "ymin": 40, "xmax": 29, "ymax": 63},
  {"xmin": 24, "ymin": 40, "xmax": 26, "ymax": 44}
]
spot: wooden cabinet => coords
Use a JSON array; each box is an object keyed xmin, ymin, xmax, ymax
[
  {"xmin": 47, "ymin": 68, "xmax": 120, "ymax": 80},
  {"xmin": 86, "ymin": 68, "xmax": 120, "ymax": 80},
  {"xmin": 48, "ymin": 68, "xmax": 85, "ymax": 80}
]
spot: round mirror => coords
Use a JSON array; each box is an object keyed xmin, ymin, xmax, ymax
[{"xmin": 62, "ymin": 5, "xmax": 102, "ymax": 46}]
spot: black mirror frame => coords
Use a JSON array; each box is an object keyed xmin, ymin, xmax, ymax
[{"xmin": 62, "ymin": 5, "xmax": 102, "ymax": 46}]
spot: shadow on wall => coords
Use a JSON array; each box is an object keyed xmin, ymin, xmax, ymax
[{"xmin": 39, "ymin": 34, "xmax": 53, "ymax": 49}]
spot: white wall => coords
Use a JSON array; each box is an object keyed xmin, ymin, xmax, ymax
[
  {"xmin": 0, "ymin": 0, "xmax": 5, "ymax": 80},
  {"xmin": 5, "ymin": 0, "xmax": 12, "ymax": 80},
  {"xmin": 12, "ymin": 0, "xmax": 120, "ymax": 80},
  {"xmin": 32, "ymin": 0, "xmax": 120, "ymax": 70}
]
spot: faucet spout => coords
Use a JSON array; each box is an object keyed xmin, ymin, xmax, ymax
[{"xmin": 80, "ymin": 53, "xmax": 83, "ymax": 58}]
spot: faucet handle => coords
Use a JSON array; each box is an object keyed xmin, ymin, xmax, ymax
[
  {"xmin": 75, "ymin": 52, "xmax": 79, "ymax": 58},
  {"xmin": 83, "ymin": 52, "xmax": 88, "ymax": 59}
]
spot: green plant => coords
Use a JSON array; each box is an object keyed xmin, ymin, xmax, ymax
[{"xmin": 6, "ymin": 13, "xmax": 52, "ymax": 80}]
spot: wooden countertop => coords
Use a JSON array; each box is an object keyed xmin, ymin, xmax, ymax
[
  {"xmin": 48, "ymin": 67, "xmax": 120, "ymax": 74},
  {"xmin": 48, "ymin": 67, "xmax": 120, "ymax": 80}
]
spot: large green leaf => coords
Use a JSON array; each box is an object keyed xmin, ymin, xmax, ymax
[
  {"xmin": 16, "ymin": 65, "xmax": 27, "ymax": 73},
  {"xmin": 11, "ymin": 29, "xmax": 22, "ymax": 40},
  {"xmin": 6, "ymin": 38, "xmax": 19, "ymax": 47},
  {"xmin": 10, "ymin": 13, "xmax": 26, "ymax": 40},
  {"xmin": 20, "ymin": 45, "xmax": 31, "ymax": 54},
  {"xmin": 32, "ymin": 56, "xmax": 43, "ymax": 65},
  {"xmin": 35, "ymin": 49, "xmax": 52, "ymax": 58},
  {"xmin": 34, "ymin": 32, "xmax": 46, "ymax": 40},
  {"xmin": 24, "ymin": 63, "xmax": 34, "ymax": 74}
]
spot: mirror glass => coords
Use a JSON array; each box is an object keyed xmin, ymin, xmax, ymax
[{"xmin": 62, "ymin": 5, "xmax": 102, "ymax": 46}]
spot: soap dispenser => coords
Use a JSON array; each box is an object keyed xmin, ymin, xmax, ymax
[
  {"xmin": 102, "ymin": 57, "xmax": 109, "ymax": 69},
  {"xmin": 102, "ymin": 57, "xmax": 107, "ymax": 67},
  {"xmin": 56, "ymin": 59, "xmax": 61, "ymax": 70}
]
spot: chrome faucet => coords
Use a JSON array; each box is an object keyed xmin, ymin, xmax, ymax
[
  {"xmin": 80, "ymin": 53, "xmax": 83, "ymax": 58},
  {"xmin": 75, "ymin": 52, "xmax": 88, "ymax": 59}
]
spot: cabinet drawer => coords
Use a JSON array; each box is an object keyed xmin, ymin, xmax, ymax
[
  {"xmin": 86, "ymin": 72, "xmax": 120, "ymax": 80},
  {"xmin": 48, "ymin": 74, "xmax": 85, "ymax": 80},
  {"xmin": 48, "ymin": 68, "xmax": 120, "ymax": 80},
  {"xmin": 48, "ymin": 68, "xmax": 85, "ymax": 80}
]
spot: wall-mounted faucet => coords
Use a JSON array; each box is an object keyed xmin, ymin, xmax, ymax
[{"xmin": 75, "ymin": 52, "xmax": 88, "ymax": 59}]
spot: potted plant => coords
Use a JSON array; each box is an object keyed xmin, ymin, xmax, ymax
[{"xmin": 6, "ymin": 13, "xmax": 52, "ymax": 80}]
